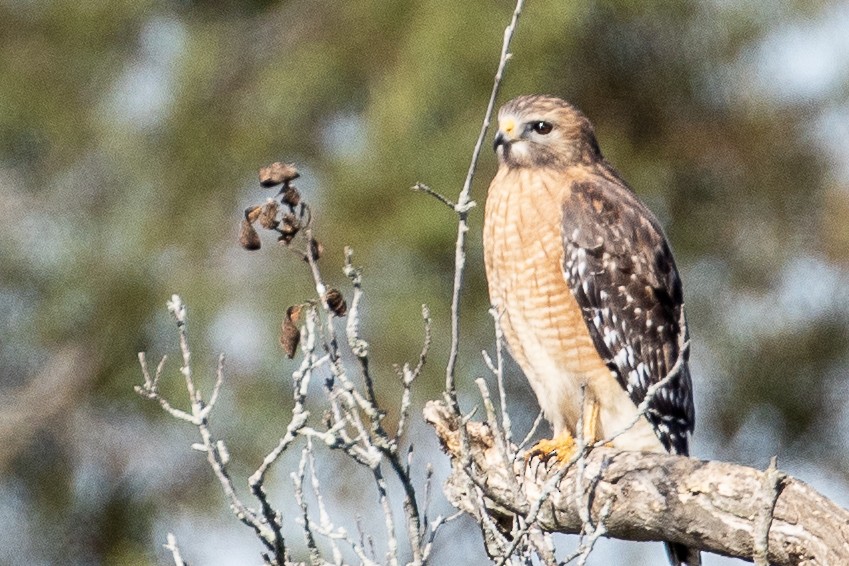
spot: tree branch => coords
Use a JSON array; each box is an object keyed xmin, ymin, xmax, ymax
[
  {"xmin": 441, "ymin": 0, "xmax": 524, "ymax": 411},
  {"xmin": 424, "ymin": 399, "xmax": 849, "ymax": 566}
]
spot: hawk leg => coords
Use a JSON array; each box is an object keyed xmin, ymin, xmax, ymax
[
  {"xmin": 526, "ymin": 396, "xmax": 603, "ymax": 465},
  {"xmin": 580, "ymin": 393, "xmax": 601, "ymax": 445}
]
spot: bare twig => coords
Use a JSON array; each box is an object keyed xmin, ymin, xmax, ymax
[
  {"xmin": 442, "ymin": 0, "xmax": 525, "ymax": 409},
  {"xmin": 138, "ymin": 296, "xmax": 282, "ymax": 559},
  {"xmin": 135, "ymin": 353, "xmax": 194, "ymax": 422},
  {"xmin": 397, "ymin": 305, "xmax": 432, "ymax": 441},
  {"xmin": 251, "ymin": 305, "xmax": 318, "ymax": 486},
  {"xmin": 204, "ymin": 353, "xmax": 226, "ymax": 416},
  {"xmin": 284, "ymin": 229, "xmax": 425, "ymax": 564},
  {"xmin": 754, "ymin": 456, "xmax": 787, "ymax": 566},
  {"xmin": 563, "ymin": 500, "xmax": 612, "ymax": 566},
  {"xmin": 371, "ymin": 465, "xmax": 399, "ymax": 566},
  {"xmin": 517, "ymin": 412, "xmax": 544, "ymax": 454},
  {"xmin": 494, "ymin": 434, "xmax": 576, "ymax": 564},
  {"xmin": 475, "ymin": 378, "xmax": 519, "ymax": 497},
  {"xmin": 494, "ymin": 386, "xmax": 597, "ymax": 566},
  {"xmin": 292, "ymin": 446, "xmax": 323, "ymax": 566},
  {"xmin": 301, "ymin": 442, "xmax": 381, "ymax": 566},
  {"xmin": 528, "ymin": 530, "xmax": 558, "ymax": 566},
  {"xmin": 420, "ymin": 4, "xmax": 528, "ymax": 561},
  {"xmin": 486, "ymin": 307, "xmax": 512, "ymax": 444},
  {"xmin": 411, "ymin": 182, "xmax": 456, "ymax": 209},
  {"xmin": 343, "ymin": 246, "xmax": 376, "ymax": 407},
  {"xmin": 142, "ymin": 3, "xmax": 534, "ymax": 564},
  {"xmin": 164, "ymin": 533, "xmax": 188, "ymax": 566}
]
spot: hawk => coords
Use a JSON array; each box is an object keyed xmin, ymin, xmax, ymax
[{"xmin": 483, "ymin": 95, "xmax": 698, "ymax": 566}]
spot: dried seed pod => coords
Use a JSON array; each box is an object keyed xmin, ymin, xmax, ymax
[
  {"xmin": 280, "ymin": 305, "xmax": 302, "ymax": 358},
  {"xmin": 239, "ymin": 218, "xmax": 261, "ymax": 250},
  {"xmin": 304, "ymin": 238, "xmax": 323, "ymax": 261},
  {"xmin": 244, "ymin": 205, "xmax": 262, "ymax": 222},
  {"xmin": 287, "ymin": 304, "xmax": 303, "ymax": 325},
  {"xmin": 278, "ymin": 232, "xmax": 297, "ymax": 245},
  {"xmin": 259, "ymin": 162, "xmax": 300, "ymax": 187},
  {"xmin": 281, "ymin": 185, "xmax": 301, "ymax": 207},
  {"xmin": 324, "ymin": 288, "xmax": 347, "ymax": 317},
  {"xmin": 277, "ymin": 213, "xmax": 300, "ymax": 244},
  {"xmin": 258, "ymin": 200, "xmax": 279, "ymax": 229},
  {"xmin": 279, "ymin": 213, "xmax": 299, "ymax": 234}
]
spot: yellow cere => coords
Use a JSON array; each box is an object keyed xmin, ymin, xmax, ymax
[{"xmin": 501, "ymin": 117, "xmax": 516, "ymax": 137}]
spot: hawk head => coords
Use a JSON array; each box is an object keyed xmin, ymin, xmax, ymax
[{"xmin": 493, "ymin": 95, "xmax": 602, "ymax": 169}]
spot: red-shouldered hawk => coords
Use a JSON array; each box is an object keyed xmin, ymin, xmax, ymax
[{"xmin": 483, "ymin": 95, "xmax": 698, "ymax": 566}]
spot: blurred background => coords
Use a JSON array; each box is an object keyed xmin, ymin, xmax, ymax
[{"xmin": 2, "ymin": 0, "xmax": 849, "ymax": 564}]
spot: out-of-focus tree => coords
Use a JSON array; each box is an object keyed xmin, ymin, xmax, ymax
[{"xmin": 1, "ymin": 0, "xmax": 848, "ymax": 564}]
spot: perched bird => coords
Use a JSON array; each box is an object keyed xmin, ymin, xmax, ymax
[{"xmin": 483, "ymin": 94, "xmax": 698, "ymax": 566}]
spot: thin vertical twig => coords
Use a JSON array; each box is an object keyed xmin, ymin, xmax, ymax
[
  {"xmin": 397, "ymin": 306, "xmax": 432, "ymax": 440},
  {"xmin": 164, "ymin": 533, "xmax": 187, "ymax": 566},
  {"xmin": 475, "ymin": 378, "xmax": 519, "ymax": 495},
  {"xmin": 292, "ymin": 446, "xmax": 323, "ymax": 566},
  {"xmin": 517, "ymin": 412, "xmax": 544, "ymax": 453},
  {"xmin": 444, "ymin": 0, "xmax": 525, "ymax": 409},
  {"xmin": 490, "ymin": 308, "xmax": 512, "ymax": 444},
  {"xmin": 754, "ymin": 456, "xmax": 786, "ymax": 566},
  {"xmin": 439, "ymin": 5, "xmax": 527, "ymax": 558}
]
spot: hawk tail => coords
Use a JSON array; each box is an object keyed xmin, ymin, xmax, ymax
[{"xmin": 665, "ymin": 542, "xmax": 700, "ymax": 566}]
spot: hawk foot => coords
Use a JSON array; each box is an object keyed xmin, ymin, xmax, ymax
[{"xmin": 525, "ymin": 432, "xmax": 577, "ymax": 465}]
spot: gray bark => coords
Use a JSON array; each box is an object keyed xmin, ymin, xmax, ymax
[{"xmin": 424, "ymin": 399, "xmax": 849, "ymax": 565}]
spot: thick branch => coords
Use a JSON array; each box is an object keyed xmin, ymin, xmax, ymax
[{"xmin": 424, "ymin": 400, "xmax": 849, "ymax": 565}]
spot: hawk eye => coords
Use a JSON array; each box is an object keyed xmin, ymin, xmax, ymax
[{"xmin": 531, "ymin": 121, "xmax": 553, "ymax": 135}]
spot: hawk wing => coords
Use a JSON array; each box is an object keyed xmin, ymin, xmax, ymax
[{"xmin": 561, "ymin": 175, "xmax": 694, "ymax": 455}]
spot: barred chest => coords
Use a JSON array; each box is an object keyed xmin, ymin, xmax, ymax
[{"xmin": 483, "ymin": 168, "xmax": 606, "ymax": 430}]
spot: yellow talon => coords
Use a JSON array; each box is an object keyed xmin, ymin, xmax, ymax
[
  {"xmin": 525, "ymin": 396, "xmax": 606, "ymax": 465},
  {"xmin": 525, "ymin": 430, "xmax": 577, "ymax": 464}
]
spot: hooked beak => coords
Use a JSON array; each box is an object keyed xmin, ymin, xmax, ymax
[
  {"xmin": 493, "ymin": 117, "xmax": 517, "ymax": 153},
  {"xmin": 493, "ymin": 131, "xmax": 507, "ymax": 151}
]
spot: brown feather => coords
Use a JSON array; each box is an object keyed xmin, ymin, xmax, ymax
[{"xmin": 485, "ymin": 93, "xmax": 699, "ymax": 566}]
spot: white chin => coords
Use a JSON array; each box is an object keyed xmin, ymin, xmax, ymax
[{"xmin": 511, "ymin": 144, "xmax": 529, "ymax": 161}]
